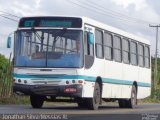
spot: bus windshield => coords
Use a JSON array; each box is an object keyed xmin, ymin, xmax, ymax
[{"xmin": 14, "ymin": 29, "xmax": 83, "ymax": 68}]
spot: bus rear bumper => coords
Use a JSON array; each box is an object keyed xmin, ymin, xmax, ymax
[{"xmin": 13, "ymin": 83, "xmax": 83, "ymax": 97}]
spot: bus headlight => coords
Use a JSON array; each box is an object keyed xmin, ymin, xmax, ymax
[
  {"xmin": 18, "ymin": 79, "xmax": 21, "ymax": 83},
  {"xmin": 66, "ymin": 80, "xmax": 69, "ymax": 84},
  {"xmin": 72, "ymin": 80, "xmax": 76, "ymax": 84},
  {"xmin": 24, "ymin": 80, "xmax": 27, "ymax": 84}
]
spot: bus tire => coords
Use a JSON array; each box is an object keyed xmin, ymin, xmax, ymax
[
  {"xmin": 77, "ymin": 100, "xmax": 87, "ymax": 108},
  {"xmin": 87, "ymin": 82, "xmax": 101, "ymax": 110},
  {"xmin": 126, "ymin": 85, "xmax": 137, "ymax": 108},
  {"xmin": 118, "ymin": 99, "xmax": 126, "ymax": 108},
  {"xmin": 30, "ymin": 95, "xmax": 44, "ymax": 108}
]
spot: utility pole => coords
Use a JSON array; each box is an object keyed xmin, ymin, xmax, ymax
[{"xmin": 149, "ymin": 24, "xmax": 160, "ymax": 96}]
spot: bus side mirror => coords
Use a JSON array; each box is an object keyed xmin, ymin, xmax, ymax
[
  {"xmin": 7, "ymin": 36, "xmax": 11, "ymax": 48},
  {"xmin": 87, "ymin": 32, "xmax": 94, "ymax": 44}
]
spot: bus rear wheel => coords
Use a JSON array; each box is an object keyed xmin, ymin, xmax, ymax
[
  {"xmin": 118, "ymin": 85, "xmax": 137, "ymax": 108},
  {"xmin": 30, "ymin": 95, "xmax": 44, "ymax": 108},
  {"xmin": 118, "ymin": 99, "xmax": 126, "ymax": 108},
  {"xmin": 87, "ymin": 82, "xmax": 101, "ymax": 110},
  {"xmin": 127, "ymin": 85, "xmax": 137, "ymax": 108}
]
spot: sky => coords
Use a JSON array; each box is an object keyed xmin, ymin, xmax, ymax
[{"xmin": 0, "ymin": 0, "xmax": 160, "ymax": 58}]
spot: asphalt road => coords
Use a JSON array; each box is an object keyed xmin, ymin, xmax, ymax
[{"xmin": 0, "ymin": 103, "xmax": 160, "ymax": 120}]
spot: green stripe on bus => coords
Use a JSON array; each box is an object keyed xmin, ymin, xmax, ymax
[{"xmin": 13, "ymin": 73, "xmax": 151, "ymax": 87}]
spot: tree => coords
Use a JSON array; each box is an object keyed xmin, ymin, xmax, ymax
[
  {"xmin": 0, "ymin": 54, "xmax": 9, "ymax": 78},
  {"xmin": 0, "ymin": 54, "xmax": 13, "ymax": 98}
]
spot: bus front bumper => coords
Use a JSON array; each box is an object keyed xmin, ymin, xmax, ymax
[{"xmin": 13, "ymin": 83, "xmax": 83, "ymax": 97}]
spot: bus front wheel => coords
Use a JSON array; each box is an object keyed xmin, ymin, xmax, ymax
[
  {"xmin": 87, "ymin": 82, "xmax": 101, "ymax": 110},
  {"xmin": 77, "ymin": 100, "xmax": 87, "ymax": 108},
  {"xmin": 30, "ymin": 95, "xmax": 44, "ymax": 108}
]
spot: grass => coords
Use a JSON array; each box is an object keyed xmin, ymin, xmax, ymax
[
  {"xmin": 138, "ymin": 96, "xmax": 160, "ymax": 104},
  {"xmin": 0, "ymin": 95, "xmax": 30, "ymax": 105},
  {"xmin": 1, "ymin": 95, "xmax": 160, "ymax": 105}
]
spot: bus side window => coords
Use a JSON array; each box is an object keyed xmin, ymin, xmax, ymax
[
  {"xmin": 84, "ymin": 31, "xmax": 94, "ymax": 56},
  {"xmin": 113, "ymin": 35, "xmax": 122, "ymax": 62},
  {"xmin": 104, "ymin": 32, "xmax": 113, "ymax": 60},
  {"xmin": 122, "ymin": 38, "xmax": 130, "ymax": 64},
  {"xmin": 144, "ymin": 46, "xmax": 150, "ymax": 68},
  {"xmin": 130, "ymin": 41, "xmax": 138, "ymax": 66},
  {"xmin": 95, "ymin": 29, "xmax": 104, "ymax": 59},
  {"xmin": 138, "ymin": 43, "xmax": 145, "ymax": 67}
]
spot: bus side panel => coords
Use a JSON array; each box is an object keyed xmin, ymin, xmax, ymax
[
  {"xmin": 137, "ymin": 87, "xmax": 151, "ymax": 99},
  {"xmin": 121, "ymin": 85, "xmax": 132, "ymax": 98},
  {"xmin": 102, "ymin": 83, "xmax": 112, "ymax": 98},
  {"xmin": 82, "ymin": 81, "xmax": 95, "ymax": 98},
  {"xmin": 102, "ymin": 84, "xmax": 132, "ymax": 98},
  {"xmin": 137, "ymin": 67, "xmax": 151, "ymax": 99},
  {"xmin": 102, "ymin": 83, "xmax": 122, "ymax": 98},
  {"xmin": 122, "ymin": 63, "xmax": 139, "ymax": 98},
  {"xmin": 103, "ymin": 61, "xmax": 124, "ymax": 98}
]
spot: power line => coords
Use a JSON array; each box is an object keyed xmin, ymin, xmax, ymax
[
  {"xmin": 78, "ymin": 0, "xmax": 157, "ymax": 25},
  {"xmin": 0, "ymin": 14, "xmax": 18, "ymax": 22},
  {"xmin": 84, "ymin": 0, "xmax": 158, "ymax": 25},
  {"xmin": 0, "ymin": 11, "xmax": 20, "ymax": 22},
  {"xmin": 68, "ymin": 0, "xmax": 137, "ymax": 24},
  {"xmin": 0, "ymin": 11, "xmax": 21, "ymax": 18},
  {"xmin": 68, "ymin": 0, "xmax": 157, "ymax": 27}
]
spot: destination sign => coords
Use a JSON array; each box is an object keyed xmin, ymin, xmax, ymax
[{"xmin": 19, "ymin": 17, "xmax": 82, "ymax": 28}]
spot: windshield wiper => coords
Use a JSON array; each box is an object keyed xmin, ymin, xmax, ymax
[
  {"xmin": 52, "ymin": 28, "xmax": 67, "ymax": 50},
  {"xmin": 31, "ymin": 28, "xmax": 43, "ymax": 42},
  {"xmin": 54, "ymin": 28, "xmax": 67, "ymax": 39}
]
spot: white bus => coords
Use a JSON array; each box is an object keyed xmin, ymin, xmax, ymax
[{"xmin": 12, "ymin": 16, "xmax": 151, "ymax": 110}]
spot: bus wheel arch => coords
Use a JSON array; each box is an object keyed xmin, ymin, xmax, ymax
[
  {"xmin": 118, "ymin": 82, "xmax": 138, "ymax": 108},
  {"xmin": 86, "ymin": 77, "xmax": 102, "ymax": 110},
  {"xmin": 132, "ymin": 81, "xmax": 138, "ymax": 105},
  {"xmin": 133, "ymin": 81, "xmax": 138, "ymax": 95},
  {"xmin": 128, "ymin": 84, "xmax": 137, "ymax": 108},
  {"xmin": 96, "ymin": 77, "xmax": 103, "ymax": 103}
]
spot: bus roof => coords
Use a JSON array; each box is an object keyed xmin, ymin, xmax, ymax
[{"xmin": 81, "ymin": 17, "xmax": 150, "ymax": 45}]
